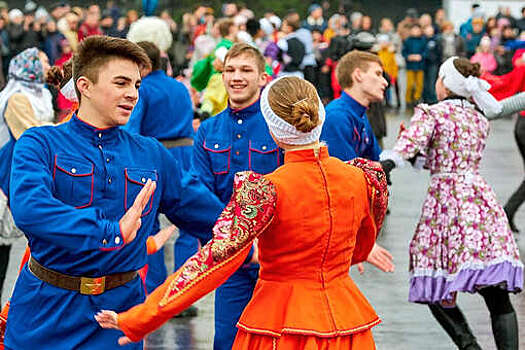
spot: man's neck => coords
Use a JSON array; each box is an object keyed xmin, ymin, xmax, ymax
[
  {"xmin": 77, "ymin": 104, "xmax": 112, "ymax": 129},
  {"xmin": 229, "ymin": 93, "xmax": 260, "ymax": 110},
  {"xmin": 344, "ymin": 88, "xmax": 370, "ymax": 108}
]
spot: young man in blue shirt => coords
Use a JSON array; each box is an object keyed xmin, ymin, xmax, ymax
[
  {"xmin": 4, "ymin": 36, "xmax": 223, "ymax": 350},
  {"xmin": 192, "ymin": 43, "xmax": 284, "ymax": 350},
  {"xmin": 321, "ymin": 50, "xmax": 388, "ymax": 162}
]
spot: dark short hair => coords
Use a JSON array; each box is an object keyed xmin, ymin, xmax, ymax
[
  {"xmin": 136, "ymin": 41, "xmax": 160, "ymax": 71},
  {"xmin": 246, "ymin": 18, "xmax": 260, "ymax": 37},
  {"xmin": 73, "ymin": 36, "xmax": 150, "ymax": 98}
]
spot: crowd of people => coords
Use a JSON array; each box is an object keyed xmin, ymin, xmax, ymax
[
  {"xmin": 0, "ymin": 2, "xmax": 523, "ymax": 109},
  {"xmin": 0, "ymin": 1, "xmax": 523, "ymax": 350}
]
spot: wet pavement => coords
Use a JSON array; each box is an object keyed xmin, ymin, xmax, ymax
[{"xmin": 2, "ymin": 110, "xmax": 524, "ymax": 349}]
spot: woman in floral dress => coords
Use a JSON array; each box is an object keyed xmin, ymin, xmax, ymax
[{"xmin": 382, "ymin": 57, "xmax": 522, "ymax": 350}]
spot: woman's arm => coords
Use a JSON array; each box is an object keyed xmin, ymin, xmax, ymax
[{"xmin": 96, "ymin": 172, "xmax": 277, "ymax": 343}]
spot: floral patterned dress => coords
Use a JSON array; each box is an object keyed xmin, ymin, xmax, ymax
[{"xmin": 393, "ymin": 99, "xmax": 523, "ymax": 305}]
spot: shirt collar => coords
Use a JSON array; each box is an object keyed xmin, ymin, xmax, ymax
[
  {"xmin": 284, "ymin": 146, "xmax": 329, "ymax": 163},
  {"xmin": 69, "ymin": 113, "xmax": 120, "ymax": 142},
  {"xmin": 227, "ymin": 98, "xmax": 261, "ymax": 118},
  {"xmin": 146, "ymin": 70, "xmax": 165, "ymax": 79},
  {"xmin": 341, "ymin": 91, "xmax": 367, "ymax": 118}
]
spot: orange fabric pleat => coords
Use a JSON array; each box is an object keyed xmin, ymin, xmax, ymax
[{"xmin": 233, "ymin": 329, "xmax": 376, "ymax": 350}]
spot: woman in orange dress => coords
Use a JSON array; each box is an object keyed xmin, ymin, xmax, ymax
[{"xmin": 96, "ymin": 76, "xmax": 390, "ymax": 349}]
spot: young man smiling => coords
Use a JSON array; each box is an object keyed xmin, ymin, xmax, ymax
[
  {"xmin": 321, "ymin": 50, "xmax": 388, "ymax": 162},
  {"xmin": 4, "ymin": 36, "xmax": 222, "ymax": 350},
  {"xmin": 192, "ymin": 43, "xmax": 284, "ymax": 350}
]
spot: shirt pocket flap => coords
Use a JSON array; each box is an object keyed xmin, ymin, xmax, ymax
[
  {"xmin": 203, "ymin": 139, "xmax": 231, "ymax": 175},
  {"xmin": 125, "ymin": 168, "xmax": 158, "ymax": 186},
  {"xmin": 53, "ymin": 154, "xmax": 94, "ymax": 209},
  {"xmin": 203, "ymin": 140, "xmax": 232, "ymax": 153},
  {"xmin": 249, "ymin": 140, "xmax": 278, "ymax": 154},
  {"xmin": 54, "ymin": 155, "xmax": 94, "ymax": 176},
  {"xmin": 124, "ymin": 168, "xmax": 158, "ymax": 216}
]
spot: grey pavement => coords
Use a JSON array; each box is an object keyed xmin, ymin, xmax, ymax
[{"xmin": 2, "ymin": 110, "xmax": 524, "ymax": 349}]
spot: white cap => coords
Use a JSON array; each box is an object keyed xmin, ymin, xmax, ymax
[{"xmin": 260, "ymin": 77, "xmax": 325, "ymax": 145}]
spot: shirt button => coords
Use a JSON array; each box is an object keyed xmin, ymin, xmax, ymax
[
  {"xmin": 106, "ymin": 158, "xmax": 110, "ymax": 163},
  {"xmin": 235, "ymin": 151, "xmax": 240, "ymax": 156},
  {"xmin": 214, "ymin": 144, "xmax": 219, "ymax": 149},
  {"xmin": 237, "ymin": 119, "xmax": 243, "ymax": 125},
  {"xmin": 102, "ymin": 239, "xmax": 107, "ymax": 245},
  {"xmin": 108, "ymin": 177, "xmax": 112, "ymax": 184},
  {"xmin": 141, "ymin": 177, "xmax": 147, "ymax": 183},
  {"xmin": 262, "ymin": 146, "xmax": 267, "ymax": 150},
  {"xmin": 98, "ymin": 133, "xmax": 102, "ymax": 139},
  {"xmin": 98, "ymin": 145, "xmax": 103, "ymax": 150},
  {"xmin": 115, "ymin": 236, "xmax": 121, "ymax": 244},
  {"xmin": 237, "ymin": 134, "xmax": 242, "ymax": 139},
  {"xmin": 71, "ymin": 168, "xmax": 77, "ymax": 174}
]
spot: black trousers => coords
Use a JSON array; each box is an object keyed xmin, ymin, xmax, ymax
[
  {"xmin": 0, "ymin": 244, "xmax": 11, "ymax": 297},
  {"xmin": 505, "ymin": 116, "xmax": 525, "ymax": 221}
]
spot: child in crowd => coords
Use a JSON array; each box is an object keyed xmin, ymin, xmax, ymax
[{"xmin": 470, "ymin": 36, "xmax": 497, "ymax": 73}]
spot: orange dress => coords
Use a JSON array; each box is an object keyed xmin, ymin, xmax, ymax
[{"xmin": 117, "ymin": 147, "xmax": 388, "ymax": 349}]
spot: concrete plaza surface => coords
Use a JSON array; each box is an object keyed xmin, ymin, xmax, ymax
[{"xmin": 3, "ymin": 110, "xmax": 524, "ymax": 349}]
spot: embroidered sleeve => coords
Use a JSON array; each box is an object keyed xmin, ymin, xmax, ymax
[
  {"xmin": 347, "ymin": 158, "xmax": 389, "ymax": 231},
  {"xmin": 346, "ymin": 158, "xmax": 389, "ymax": 265},
  {"xmin": 117, "ymin": 172, "xmax": 277, "ymax": 342},
  {"xmin": 0, "ymin": 300, "xmax": 9, "ymax": 346},
  {"xmin": 393, "ymin": 104, "xmax": 436, "ymax": 160}
]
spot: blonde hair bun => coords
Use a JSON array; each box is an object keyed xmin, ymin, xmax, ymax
[
  {"xmin": 291, "ymin": 99, "xmax": 319, "ymax": 133},
  {"xmin": 268, "ymin": 77, "xmax": 320, "ymax": 133}
]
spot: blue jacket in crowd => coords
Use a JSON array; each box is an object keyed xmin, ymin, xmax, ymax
[
  {"xmin": 321, "ymin": 91, "xmax": 381, "ymax": 162},
  {"xmin": 124, "ymin": 70, "xmax": 194, "ymax": 141},
  {"xmin": 403, "ymin": 36, "xmax": 427, "ymax": 71}
]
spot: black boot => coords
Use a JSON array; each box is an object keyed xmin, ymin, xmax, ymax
[
  {"xmin": 504, "ymin": 207, "xmax": 520, "ymax": 234},
  {"xmin": 428, "ymin": 304, "xmax": 482, "ymax": 350},
  {"xmin": 491, "ymin": 311, "xmax": 519, "ymax": 350}
]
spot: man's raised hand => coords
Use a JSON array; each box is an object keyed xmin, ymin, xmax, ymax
[{"xmin": 119, "ymin": 179, "xmax": 156, "ymax": 244}]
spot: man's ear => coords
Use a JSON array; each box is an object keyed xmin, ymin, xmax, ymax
[
  {"xmin": 352, "ymin": 68, "xmax": 363, "ymax": 84},
  {"xmin": 258, "ymin": 72, "xmax": 269, "ymax": 88},
  {"xmin": 76, "ymin": 76, "xmax": 92, "ymax": 99}
]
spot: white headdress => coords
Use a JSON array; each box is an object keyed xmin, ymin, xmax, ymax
[
  {"xmin": 127, "ymin": 16, "xmax": 173, "ymax": 52},
  {"xmin": 60, "ymin": 78, "xmax": 78, "ymax": 103},
  {"xmin": 260, "ymin": 77, "xmax": 325, "ymax": 145},
  {"xmin": 439, "ymin": 56, "xmax": 501, "ymax": 115}
]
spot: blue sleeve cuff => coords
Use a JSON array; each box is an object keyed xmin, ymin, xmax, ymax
[{"xmin": 99, "ymin": 220, "xmax": 125, "ymax": 251}]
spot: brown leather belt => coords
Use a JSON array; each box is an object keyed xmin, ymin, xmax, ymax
[
  {"xmin": 160, "ymin": 137, "xmax": 194, "ymax": 149},
  {"xmin": 28, "ymin": 258, "xmax": 138, "ymax": 295}
]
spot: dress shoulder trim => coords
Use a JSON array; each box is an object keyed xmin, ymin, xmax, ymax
[{"xmin": 346, "ymin": 158, "xmax": 388, "ymax": 231}]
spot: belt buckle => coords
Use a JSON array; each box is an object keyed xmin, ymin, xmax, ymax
[{"xmin": 80, "ymin": 276, "xmax": 106, "ymax": 295}]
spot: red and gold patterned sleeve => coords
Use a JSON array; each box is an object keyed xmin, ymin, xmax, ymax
[
  {"xmin": 117, "ymin": 172, "xmax": 277, "ymax": 342},
  {"xmin": 346, "ymin": 158, "xmax": 389, "ymax": 265}
]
